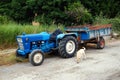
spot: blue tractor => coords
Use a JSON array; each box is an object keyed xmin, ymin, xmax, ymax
[{"xmin": 16, "ymin": 29, "xmax": 78, "ymax": 66}]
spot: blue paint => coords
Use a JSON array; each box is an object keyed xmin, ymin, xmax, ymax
[
  {"xmin": 57, "ymin": 33, "xmax": 77, "ymax": 39},
  {"xmin": 80, "ymin": 32, "xmax": 90, "ymax": 40}
]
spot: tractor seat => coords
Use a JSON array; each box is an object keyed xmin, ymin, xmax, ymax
[{"xmin": 50, "ymin": 29, "xmax": 63, "ymax": 42}]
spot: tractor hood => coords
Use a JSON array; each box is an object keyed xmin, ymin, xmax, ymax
[{"xmin": 17, "ymin": 32, "xmax": 50, "ymax": 42}]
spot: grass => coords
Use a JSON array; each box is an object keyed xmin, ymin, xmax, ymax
[
  {"xmin": 0, "ymin": 23, "xmax": 64, "ymax": 49},
  {"xmin": 0, "ymin": 52, "xmax": 28, "ymax": 66}
]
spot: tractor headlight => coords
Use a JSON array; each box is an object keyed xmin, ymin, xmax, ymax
[
  {"xmin": 17, "ymin": 38, "xmax": 23, "ymax": 43},
  {"xmin": 17, "ymin": 38, "xmax": 24, "ymax": 50}
]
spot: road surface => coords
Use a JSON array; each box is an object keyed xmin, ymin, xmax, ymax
[{"xmin": 0, "ymin": 39, "xmax": 120, "ymax": 80}]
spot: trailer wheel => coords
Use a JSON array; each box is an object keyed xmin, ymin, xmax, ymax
[
  {"xmin": 97, "ymin": 37, "xmax": 105, "ymax": 49},
  {"xmin": 59, "ymin": 36, "xmax": 78, "ymax": 58},
  {"xmin": 29, "ymin": 50, "xmax": 44, "ymax": 66}
]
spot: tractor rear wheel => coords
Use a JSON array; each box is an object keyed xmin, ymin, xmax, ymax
[
  {"xmin": 58, "ymin": 36, "xmax": 78, "ymax": 58},
  {"xmin": 29, "ymin": 49, "xmax": 44, "ymax": 66},
  {"xmin": 97, "ymin": 37, "xmax": 105, "ymax": 49}
]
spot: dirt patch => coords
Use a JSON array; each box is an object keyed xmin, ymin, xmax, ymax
[
  {"xmin": 0, "ymin": 53, "xmax": 16, "ymax": 65},
  {"xmin": 0, "ymin": 48, "xmax": 16, "ymax": 54},
  {"xmin": 0, "ymin": 52, "xmax": 28, "ymax": 66}
]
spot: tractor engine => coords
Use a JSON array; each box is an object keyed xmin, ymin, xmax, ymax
[
  {"xmin": 16, "ymin": 32, "xmax": 56, "ymax": 57},
  {"xmin": 30, "ymin": 40, "xmax": 55, "ymax": 53}
]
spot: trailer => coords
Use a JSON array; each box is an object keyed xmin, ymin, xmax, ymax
[
  {"xmin": 16, "ymin": 24, "xmax": 112, "ymax": 66},
  {"xmin": 65, "ymin": 24, "xmax": 112, "ymax": 49}
]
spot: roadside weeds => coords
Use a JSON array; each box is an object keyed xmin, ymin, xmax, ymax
[{"xmin": 0, "ymin": 52, "xmax": 28, "ymax": 66}]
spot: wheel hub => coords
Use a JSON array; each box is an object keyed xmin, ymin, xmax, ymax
[
  {"xmin": 33, "ymin": 53, "xmax": 42, "ymax": 64},
  {"xmin": 100, "ymin": 40, "xmax": 104, "ymax": 47},
  {"xmin": 66, "ymin": 40, "xmax": 75, "ymax": 54}
]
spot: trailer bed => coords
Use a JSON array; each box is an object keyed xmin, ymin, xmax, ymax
[{"xmin": 65, "ymin": 24, "xmax": 112, "ymax": 40}]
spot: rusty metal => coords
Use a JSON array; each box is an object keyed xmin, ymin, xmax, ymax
[{"xmin": 66, "ymin": 24, "xmax": 112, "ymax": 30}]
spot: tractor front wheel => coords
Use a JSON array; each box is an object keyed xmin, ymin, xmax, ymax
[
  {"xmin": 59, "ymin": 36, "xmax": 78, "ymax": 58},
  {"xmin": 29, "ymin": 49, "xmax": 44, "ymax": 66}
]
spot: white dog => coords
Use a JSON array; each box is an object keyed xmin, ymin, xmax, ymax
[{"xmin": 76, "ymin": 47, "xmax": 86, "ymax": 63}]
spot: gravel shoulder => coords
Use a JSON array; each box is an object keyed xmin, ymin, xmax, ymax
[{"xmin": 0, "ymin": 38, "xmax": 120, "ymax": 80}]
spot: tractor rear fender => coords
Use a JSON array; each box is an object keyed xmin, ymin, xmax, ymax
[{"xmin": 57, "ymin": 33, "xmax": 78, "ymax": 40}]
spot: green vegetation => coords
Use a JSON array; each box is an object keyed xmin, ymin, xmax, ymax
[
  {"xmin": 93, "ymin": 15, "xmax": 120, "ymax": 33},
  {"xmin": 0, "ymin": 23, "xmax": 64, "ymax": 48},
  {"xmin": 81, "ymin": 0, "xmax": 120, "ymax": 18},
  {"xmin": 0, "ymin": 0, "xmax": 119, "ymax": 25},
  {"xmin": 110, "ymin": 18, "xmax": 120, "ymax": 33},
  {"xmin": 65, "ymin": 1, "xmax": 93, "ymax": 25}
]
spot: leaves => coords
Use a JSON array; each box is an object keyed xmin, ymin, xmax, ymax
[
  {"xmin": 0, "ymin": 0, "xmax": 119, "ymax": 25},
  {"xmin": 65, "ymin": 1, "xmax": 92, "ymax": 25}
]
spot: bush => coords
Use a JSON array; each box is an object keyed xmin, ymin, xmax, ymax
[
  {"xmin": 110, "ymin": 18, "xmax": 120, "ymax": 33},
  {"xmin": 0, "ymin": 15, "xmax": 12, "ymax": 24},
  {"xmin": 65, "ymin": 1, "xmax": 93, "ymax": 25},
  {"xmin": 93, "ymin": 15, "xmax": 110, "ymax": 25},
  {"xmin": 93, "ymin": 15, "xmax": 120, "ymax": 33}
]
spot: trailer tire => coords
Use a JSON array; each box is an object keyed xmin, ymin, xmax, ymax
[
  {"xmin": 59, "ymin": 36, "xmax": 78, "ymax": 58},
  {"xmin": 29, "ymin": 49, "xmax": 44, "ymax": 66},
  {"xmin": 97, "ymin": 37, "xmax": 105, "ymax": 49}
]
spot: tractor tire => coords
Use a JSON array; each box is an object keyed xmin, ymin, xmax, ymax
[
  {"xmin": 58, "ymin": 36, "xmax": 78, "ymax": 58},
  {"xmin": 29, "ymin": 49, "xmax": 44, "ymax": 66},
  {"xmin": 97, "ymin": 37, "xmax": 105, "ymax": 49}
]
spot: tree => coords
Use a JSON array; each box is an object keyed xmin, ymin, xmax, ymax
[
  {"xmin": 65, "ymin": 1, "xmax": 93, "ymax": 25},
  {"xmin": 80, "ymin": 0, "xmax": 120, "ymax": 18},
  {"xmin": 0, "ymin": 0, "xmax": 119, "ymax": 25}
]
